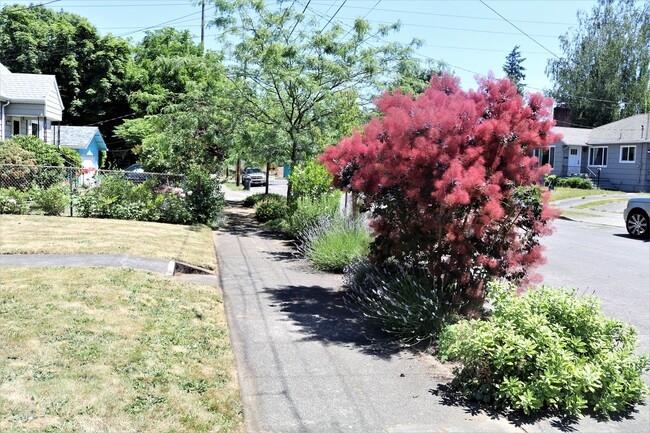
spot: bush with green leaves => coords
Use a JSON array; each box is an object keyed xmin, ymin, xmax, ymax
[
  {"xmin": 438, "ymin": 282, "xmax": 649, "ymax": 417},
  {"xmin": 242, "ymin": 193, "xmax": 285, "ymax": 208},
  {"xmin": 6, "ymin": 135, "xmax": 80, "ymax": 167},
  {"xmin": 33, "ymin": 184, "xmax": 69, "ymax": 216},
  {"xmin": 298, "ymin": 215, "xmax": 371, "ymax": 273},
  {"xmin": 76, "ymin": 175, "xmax": 191, "ymax": 224},
  {"xmin": 184, "ymin": 166, "xmax": 225, "ymax": 227},
  {"xmin": 0, "ymin": 187, "xmax": 31, "ymax": 214},
  {"xmin": 288, "ymin": 160, "xmax": 335, "ymax": 208},
  {"xmin": 287, "ymin": 192, "xmax": 341, "ymax": 239},
  {"xmin": 345, "ymin": 260, "xmax": 460, "ymax": 344},
  {"xmin": 556, "ymin": 176, "xmax": 593, "ymax": 190},
  {"xmin": 255, "ymin": 199, "xmax": 289, "ymax": 223}
]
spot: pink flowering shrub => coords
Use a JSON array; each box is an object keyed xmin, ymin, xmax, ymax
[{"xmin": 320, "ymin": 74, "xmax": 559, "ymax": 311}]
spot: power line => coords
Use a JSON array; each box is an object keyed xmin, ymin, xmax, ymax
[
  {"xmin": 479, "ymin": 0, "xmax": 560, "ymax": 59},
  {"xmin": 320, "ymin": 0, "xmax": 347, "ymax": 33},
  {"xmin": 288, "ymin": 0, "xmax": 311, "ymax": 38}
]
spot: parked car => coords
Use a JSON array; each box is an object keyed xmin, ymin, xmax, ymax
[
  {"xmin": 243, "ymin": 167, "xmax": 266, "ymax": 187},
  {"xmin": 125, "ymin": 163, "xmax": 147, "ymax": 183},
  {"xmin": 624, "ymin": 197, "xmax": 650, "ymax": 239}
]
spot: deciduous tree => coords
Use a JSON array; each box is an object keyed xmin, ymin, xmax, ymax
[
  {"xmin": 546, "ymin": 0, "xmax": 650, "ymax": 127},
  {"xmin": 321, "ymin": 74, "xmax": 558, "ymax": 311}
]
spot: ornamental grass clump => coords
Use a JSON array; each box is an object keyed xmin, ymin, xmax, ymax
[
  {"xmin": 298, "ymin": 215, "xmax": 370, "ymax": 273},
  {"xmin": 438, "ymin": 281, "xmax": 649, "ymax": 418},
  {"xmin": 345, "ymin": 260, "xmax": 461, "ymax": 345},
  {"xmin": 287, "ymin": 193, "xmax": 341, "ymax": 239}
]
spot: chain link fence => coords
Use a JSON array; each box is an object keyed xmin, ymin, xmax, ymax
[{"xmin": 0, "ymin": 164, "xmax": 185, "ymax": 217}]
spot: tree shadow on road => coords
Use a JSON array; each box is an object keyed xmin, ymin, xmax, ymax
[{"xmin": 264, "ymin": 284, "xmax": 403, "ymax": 359}]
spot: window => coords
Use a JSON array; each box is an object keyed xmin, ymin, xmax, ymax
[
  {"xmin": 533, "ymin": 146, "xmax": 556, "ymax": 167},
  {"xmin": 12, "ymin": 120, "xmax": 19, "ymax": 136},
  {"xmin": 588, "ymin": 146, "xmax": 608, "ymax": 167},
  {"xmin": 31, "ymin": 122, "xmax": 39, "ymax": 137},
  {"xmin": 620, "ymin": 145, "xmax": 636, "ymax": 163},
  {"xmin": 570, "ymin": 148, "xmax": 578, "ymax": 156}
]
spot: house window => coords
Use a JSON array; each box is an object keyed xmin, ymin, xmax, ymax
[
  {"xmin": 12, "ymin": 120, "xmax": 19, "ymax": 136},
  {"xmin": 31, "ymin": 122, "xmax": 39, "ymax": 137},
  {"xmin": 588, "ymin": 146, "xmax": 608, "ymax": 167},
  {"xmin": 533, "ymin": 146, "xmax": 556, "ymax": 167},
  {"xmin": 570, "ymin": 148, "xmax": 578, "ymax": 156},
  {"xmin": 620, "ymin": 145, "xmax": 636, "ymax": 163}
]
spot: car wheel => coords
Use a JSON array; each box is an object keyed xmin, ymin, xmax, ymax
[{"xmin": 626, "ymin": 210, "xmax": 649, "ymax": 239}]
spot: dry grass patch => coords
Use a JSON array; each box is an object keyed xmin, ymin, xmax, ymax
[
  {"xmin": 549, "ymin": 187, "xmax": 622, "ymax": 202},
  {"xmin": 0, "ymin": 215, "xmax": 216, "ymax": 270},
  {"xmin": 0, "ymin": 267, "xmax": 242, "ymax": 432}
]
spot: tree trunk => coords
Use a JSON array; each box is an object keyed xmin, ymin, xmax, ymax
[
  {"xmin": 265, "ymin": 161, "xmax": 270, "ymax": 195},
  {"xmin": 236, "ymin": 157, "xmax": 241, "ymax": 186}
]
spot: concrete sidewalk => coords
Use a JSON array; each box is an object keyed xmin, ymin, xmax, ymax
[{"xmin": 214, "ymin": 203, "xmax": 650, "ymax": 433}]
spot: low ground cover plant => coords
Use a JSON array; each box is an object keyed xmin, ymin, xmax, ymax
[
  {"xmin": 345, "ymin": 260, "xmax": 460, "ymax": 344},
  {"xmin": 438, "ymin": 282, "xmax": 649, "ymax": 417},
  {"xmin": 298, "ymin": 215, "xmax": 371, "ymax": 272}
]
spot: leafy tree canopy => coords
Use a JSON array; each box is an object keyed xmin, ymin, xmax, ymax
[
  {"xmin": 546, "ymin": 0, "xmax": 650, "ymax": 127},
  {"xmin": 208, "ymin": 0, "xmax": 417, "ymax": 197}
]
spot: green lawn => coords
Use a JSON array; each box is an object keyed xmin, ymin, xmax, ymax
[
  {"xmin": 549, "ymin": 187, "xmax": 622, "ymax": 202},
  {"xmin": 0, "ymin": 215, "xmax": 217, "ymax": 270},
  {"xmin": 0, "ymin": 267, "xmax": 242, "ymax": 432}
]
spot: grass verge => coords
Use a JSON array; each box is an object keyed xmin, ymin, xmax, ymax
[
  {"xmin": 0, "ymin": 267, "xmax": 242, "ymax": 432},
  {"xmin": 549, "ymin": 187, "xmax": 622, "ymax": 202},
  {"xmin": 572, "ymin": 198, "xmax": 627, "ymax": 210},
  {"xmin": 0, "ymin": 215, "xmax": 217, "ymax": 270}
]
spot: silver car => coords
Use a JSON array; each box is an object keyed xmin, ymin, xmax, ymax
[{"xmin": 624, "ymin": 197, "xmax": 650, "ymax": 239}]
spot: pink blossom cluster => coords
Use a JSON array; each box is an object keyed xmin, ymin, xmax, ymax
[{"xmin": 155, "ymin": 185, "xmax": 191, "ymax": 199}]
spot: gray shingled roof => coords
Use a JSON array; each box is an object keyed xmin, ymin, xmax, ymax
[
  {"xmin": 552, "ymin": 126, "xmax": 592, "ymax": 146},
  {"xmin": 58, "ymin": 126, "xmax": 107, "ymax": 151},
  {"xmin": 588, "ymin": 113, "xmax": 650, "ymax": 144},
  {"xmin": 0, "ymin": 62, "xmax": 61, "ymax": 106}
]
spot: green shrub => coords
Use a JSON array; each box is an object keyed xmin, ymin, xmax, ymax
[
  {"xmin": 288, "ymin": 160, "xmax": 335, "ymax": 208},
  {"xmin": 242, "ymin": 193, "xmax": 284, "ymax": 208},
  {"xmin": 287, "ymin": 193, "xmax": 341, "ymax": 239},
  {"xmin": 185, "ymin": 167, "xmax": 225, "ymax": 226},
  {"xmin": 76, "ymin": 175, "xmax": 191, "ymax": 224},
  {"xmin": 5, "ymin": 135, "xmax": 80, "ymax": 167},
  {"xmin": 556, "ymin": 176, "xmax": 593, "ymax": 189},
  {"xmin": 438, "ymin": 282, "xmax": 649, "ymax": 417},
  {"xmin": 345, "ymin": 260, "xmax": 460, "ymax": 344},
  {"xmin": 0, "ymin": 187, "xmax": 31, "ymax": 214},
  {"xmin": 33, "ymin": 184, "xmax": 69, "ymax": 216},
  {"xmin": 298, "ymin": 216, "xmax": 371, "ymax": 273},
  {"xmin": 255, "ymin": 200, "xmax": 289, "ymax": 222}
]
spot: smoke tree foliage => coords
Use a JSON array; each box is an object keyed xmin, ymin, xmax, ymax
[
  {"xmin": 320, "ymin": 74, "xmax": 558, "ymax": 311},
  {"xmin": 546, "ymin": 0, "xmax": 650, "ymax": 127}
]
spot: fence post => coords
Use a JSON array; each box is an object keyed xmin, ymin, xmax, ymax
[
  {"xmin": 68, "ymin": 167, "xmax": 74, "ymax": 217},
  {"xmin": 182, "ymin": 174, "xmax": 187, "ymax": 195}
]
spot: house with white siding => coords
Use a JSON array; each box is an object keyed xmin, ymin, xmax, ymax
[
  {"xmin": 548, "ymin": 112, "xmax": 650, "ymax": 192},
  {"xmin": 0, "ymin": 63, "xmax": 107, "ymax": 168},
  {"xmin": 0, "ymin": 62, "xmax": 63, "ymax": 144}
]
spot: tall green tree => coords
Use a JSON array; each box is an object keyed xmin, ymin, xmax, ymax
[
  {"xmin": 546, "ymin": 0, "xmax": 650, "ymax": 127},
  {"xmin": 503, "ymin": 45, "xmax": 526, "ymax": 94},
  {"xmin": 209, "ymin": 0, "xmax": 415, "ymax": 198}
]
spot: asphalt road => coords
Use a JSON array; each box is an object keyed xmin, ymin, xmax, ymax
[{"xmin": 538, "ymin": 218, "xmax": 650, "ymax": 353}]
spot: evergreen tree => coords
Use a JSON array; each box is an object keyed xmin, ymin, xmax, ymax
[{"xmin": 503, "ymin": 45, "xmax": 526, "ymax": 94}]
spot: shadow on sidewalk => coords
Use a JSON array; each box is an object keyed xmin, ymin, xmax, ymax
[{"xmin": 264, "ymin": 284, "xmax": 402, "ymax": 359}]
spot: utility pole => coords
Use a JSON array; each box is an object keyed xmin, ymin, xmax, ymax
[{"xmin": 200, "ymin": 0, "xmax": 205, "ymax": 55}]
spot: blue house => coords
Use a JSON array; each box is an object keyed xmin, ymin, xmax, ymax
[{"xmin": 57, "ymin": 126, "xmax": 108, "ymax": 168}]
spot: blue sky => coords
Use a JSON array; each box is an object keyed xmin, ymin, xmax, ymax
[{"xmin": 7, "ymin": 0, "xmax": 603, "ymax": 93}]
